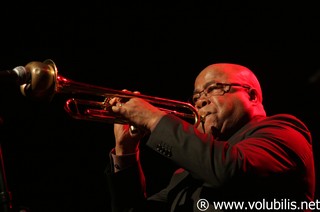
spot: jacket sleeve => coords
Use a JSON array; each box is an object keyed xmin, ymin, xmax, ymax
[{"xmin": 146, "ymin": 113, "xmax": 314, "ymax": 194}]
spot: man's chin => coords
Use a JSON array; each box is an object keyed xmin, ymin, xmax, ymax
[{"xmin": 210, "ymin": 126, "xmax": 221, "ymax": 138}]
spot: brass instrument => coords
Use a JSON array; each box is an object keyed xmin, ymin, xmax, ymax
[{"xmin": 19, "ymin": 59, "xmax": 201, "ymax": 128}]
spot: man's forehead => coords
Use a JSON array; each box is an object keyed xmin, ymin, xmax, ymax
[{"xmin": 196, "ymin": 67, "xmax": 230, "ymax": 83}]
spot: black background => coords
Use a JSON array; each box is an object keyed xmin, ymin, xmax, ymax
[{"xmin": 0, "ymin": 1, "xmax": 319, "ymax": 211}]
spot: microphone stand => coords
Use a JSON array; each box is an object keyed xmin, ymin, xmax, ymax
[{"xmin": 0, "ymin": 143, "xmax": 12, "ymax": 212}]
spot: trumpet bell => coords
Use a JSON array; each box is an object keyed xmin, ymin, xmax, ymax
[{"xmin": 20, "ymin": 59, "xmax": 57, "ymax": 101}]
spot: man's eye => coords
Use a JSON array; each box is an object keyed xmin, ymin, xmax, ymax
[
  {"xmin": 206, "ymin": 85, "xmax": 217, "ymax": 94},
  {"xmin": 192, "ymin": 95, "xmax": 199, "ymax": 103}
]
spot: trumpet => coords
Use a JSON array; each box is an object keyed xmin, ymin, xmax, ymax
[{"xmin": 19, "ymin": 59, "xmax": 201, "ymax": 128}]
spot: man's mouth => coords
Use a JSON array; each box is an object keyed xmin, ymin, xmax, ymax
[{"xmin": 200, "ymin": 112, "xmax": 213, "ymax": 123}]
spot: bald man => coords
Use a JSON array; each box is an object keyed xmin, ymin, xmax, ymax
[{"xmin": 106, "ymin": 63, "xmax": 315, "ymax": 212}]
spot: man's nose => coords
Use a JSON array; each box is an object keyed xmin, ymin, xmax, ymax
[{"xmin": 195, "ymin": 98, "xmax": 209, "ymax": 109}]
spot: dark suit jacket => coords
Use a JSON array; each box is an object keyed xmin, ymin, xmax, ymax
[{"xmin": 106, "ymin": 114, "xmax": 315, "ymax": 211}]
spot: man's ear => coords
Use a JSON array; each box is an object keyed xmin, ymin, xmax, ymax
[{"xmin": 248, "ymin": 88, "xmax": 258, "ymax": 102}]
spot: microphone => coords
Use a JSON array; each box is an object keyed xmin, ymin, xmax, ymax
[{"xmin": 0, "ymin": 66, "xmax": 29, "ymax": 85}]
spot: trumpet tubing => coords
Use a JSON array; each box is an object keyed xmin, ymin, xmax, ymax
[{"xmin": 21, "ymin": 59, "xmax": 201, "ymax": 127}]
